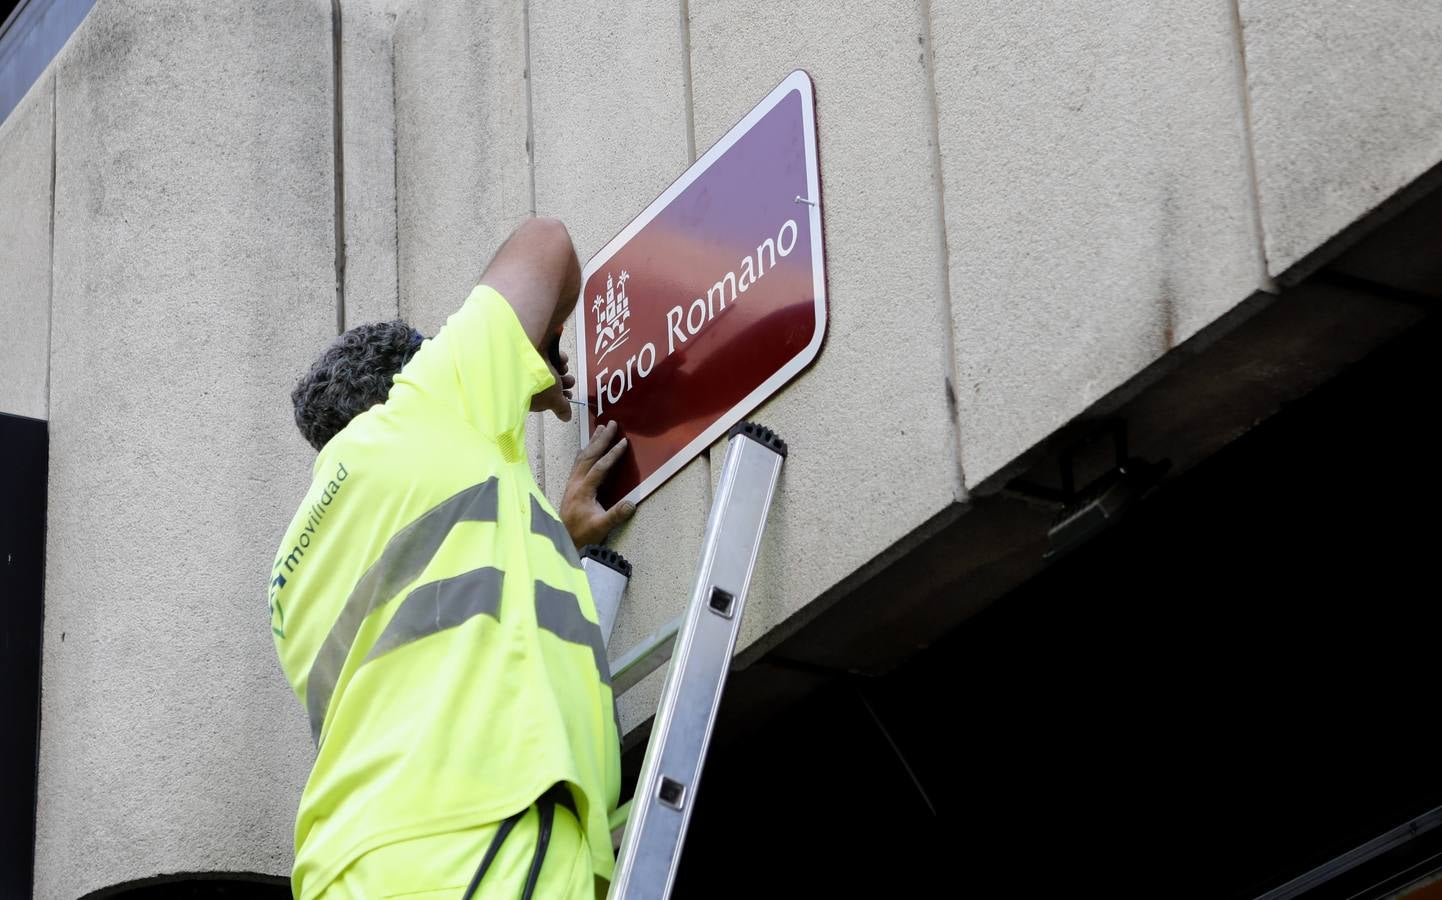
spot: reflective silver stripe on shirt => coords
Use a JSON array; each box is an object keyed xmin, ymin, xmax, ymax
[
  {"xmin": 534, "ymin": 580, "xmax": 612, "ymax": 688},
  {"xmin": 535, "ymin": 578, "xmax": 622, "ymax": 749},
  {"xmin": 362, "ymin": 566, "xmax": 504, "ymax": 666},
  {"xmin": 306, "ymin": 477, "xmax": 500, "ymax": 744},
  {"xmin": 529, "ymin": 494, "xmax": 582, "ymax": 569}
]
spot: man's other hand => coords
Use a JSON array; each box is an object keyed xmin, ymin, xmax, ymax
[{"xmin": 561, "ymin": 421, "xmax": 636, "ymax": 548}]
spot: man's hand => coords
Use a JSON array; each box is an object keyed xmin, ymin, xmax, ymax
[
  {"xmin": 561, "ymin": 421, "xmax": 637, "ymax": 548},
  {"xmin": 530, "ymin": 331, "xmax": 577, "ymax": 422}
]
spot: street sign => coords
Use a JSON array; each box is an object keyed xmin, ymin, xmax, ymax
[{"xmin": 576, "ymin": 69, "xmax": 826, "ymax": 507}]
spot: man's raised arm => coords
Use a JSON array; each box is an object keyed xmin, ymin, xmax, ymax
[{"xmin": 479, "ymin": 216, "xmax": 583, "ymax": 351}]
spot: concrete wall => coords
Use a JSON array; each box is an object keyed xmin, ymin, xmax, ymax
[
  {"xmin": 3, "ymin": 0, "xmax": 1439, "ymax": 893},
  {"xmin": 0, "ymin": 71, "xmax": 54, "ymax": 420},
  {"xmin": 33, "ymin": 0, "xmax": 334, "ymax": 895}
]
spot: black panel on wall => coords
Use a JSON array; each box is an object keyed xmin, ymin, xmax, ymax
[{"xmin": 0, "ymin": 411, "xmax": 47, "ymax": 898}]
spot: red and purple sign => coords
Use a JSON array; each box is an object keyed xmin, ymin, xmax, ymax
[{"xmin": 576, "ymin": 70, "xmax": 827, "ymax": 506}]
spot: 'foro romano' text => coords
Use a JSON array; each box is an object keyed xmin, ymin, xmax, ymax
[{"xmin": 591, "ymin": 216, "xmax": 799, "ymax": 416}]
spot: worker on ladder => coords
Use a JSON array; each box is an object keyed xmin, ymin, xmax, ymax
[{"xmin": 268, "ymin": 217, "xmax": 634, "ymax": 899}]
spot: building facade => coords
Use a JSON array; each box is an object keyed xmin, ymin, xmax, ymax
[{"xmin": 2, "ymin": 0, "xmax": 1440, "ymax": 896}]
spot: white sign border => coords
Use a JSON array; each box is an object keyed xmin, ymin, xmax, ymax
[{"xmin": 575, "ymin": 69, "xmax": 827, "ymax": 507}]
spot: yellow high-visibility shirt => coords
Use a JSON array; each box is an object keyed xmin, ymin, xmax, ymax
[{"xmin": 269, "ymin": 285, "xmax": 620, "ymax": 899}]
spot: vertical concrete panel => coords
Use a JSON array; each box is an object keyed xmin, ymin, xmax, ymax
[
  {"xmin": 931, "ymin": 0, "xmax": 1265, "ymax": 488},
  {"xmin": 393, "ymin": 0, "xmax": 539, "ymax": 480},
  {"xmin": 528, "ymin": 0, "xmax": 705, "ymax": 732},
  {"xmin": 393, "ymin": 0, "xmax": 529, "ymax": 335},
  {"xmin": 37, "ymin": 1, "xmax": 334, "ymax": 895},
  {"xmin": 689, "ymin": 0, "xmax": 962, "ymax": 656},
  {"xmin": 340, "ymin": 0, "xmax": 401, "ymax": 328},
  {"xmin": 528, "ymin": 0, "xmax": 692, "ymax": 254},
  {"xmin": 1238, "ymin": 0, "xmax": 1442, "ymax": 276},
  {"xmin": 0, "ymin": 73, "xmax": 54, "ymax": 420}
]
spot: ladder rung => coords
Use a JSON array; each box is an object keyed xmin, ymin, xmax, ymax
[
  {"xmin": 609, "ymin": 799, "xmax": 633, "ymax": 850},
  {"xmin": 610, "ymin": 613, "xmax": 684, "ymax": 695}
]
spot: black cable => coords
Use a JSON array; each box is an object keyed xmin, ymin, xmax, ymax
[
  {"xmin": 521, "ymin": 797, "xmax": 557, "ymax": 900},
  {"xmin": 461, "ymin": 809, "xmax": 525, "ymax": 900},
  {"xmin": 856, "ymin": 688, "xmax": 938, "ymax": 818}
]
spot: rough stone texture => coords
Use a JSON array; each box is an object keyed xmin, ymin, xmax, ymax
[
  {"xmin": 528, "ymin": 0, "xmax": 707, "ymax": 734},
  {"xmin": 340, "ymin": 0, "xmax": 401, "ymax": 329},
  {"xmin": 0, "ymin": 71, "xmax": 54, "ymax": 420},
  {"xmin": 931, "ymin": 0, "xmax": 1266, "ymax": 490},
  {"xmin": 689, "ymin": 0, "xmax": 964, "ymax": 659},
  {"xmin": 1238, "ymin": 0, "xmax": 1442, "ymax": 277},
  {"xmin": 36, "ymin": 1, "xmax": 335, "ymax": 895},
  {"xmin": 528, "ymin": 0, "xmax": 692, "ymax": 255},
  {"xmin": 393, "ymin": 0, "xmax": 530, "ymax": 336}
]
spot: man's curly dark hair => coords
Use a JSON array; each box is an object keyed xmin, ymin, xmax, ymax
[{"xmin": 292, "ymin": 320, "xmax": 423, "ymax": 451}]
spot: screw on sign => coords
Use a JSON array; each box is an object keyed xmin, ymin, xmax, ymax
[{"xmin": 575, "ymin": 70, "xmax": 828, "ymax": 508}]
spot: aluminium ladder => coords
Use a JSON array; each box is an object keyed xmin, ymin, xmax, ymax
[{"xmin": 581, "ymin": 421, "xmax": 788, "ymax": 900}]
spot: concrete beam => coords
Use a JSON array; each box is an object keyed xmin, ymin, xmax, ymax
[
  {"xmin": 931, "ymin": 0, "xmax": 1267, "ymax": 491},
  {"xmin": 1238, "ymin": 0, "xmax": 1442, "ymax": 279},
  {"xmin": 730, "ymin": 276, "xmax": 1424, "ymax": 744}
]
